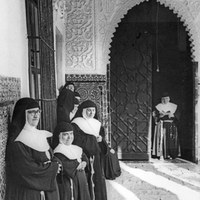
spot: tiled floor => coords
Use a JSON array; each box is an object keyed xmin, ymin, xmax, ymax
[{"xmin": 106, "ymin": 158, "xmax": 200, "ymax": 200}]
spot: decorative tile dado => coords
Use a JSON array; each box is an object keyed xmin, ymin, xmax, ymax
[
  {"xmin": 0, "ymin": 105, "xmax": 13, "ymax": 200},
  {"xmin": 0, "ymin": 76, "xmax": 20, "ymax": 200},
  {"xmin": 66, "ymin": 74, "xmax": 106, "ymax": 82},
  {"xmin": 0, "ymin": 76, "xmax": 20, "ymax": 103}
]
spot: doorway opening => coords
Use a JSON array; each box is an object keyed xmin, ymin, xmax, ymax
[{"xmin": 109, "ymin": 0, "xmax": 194, "ymax": 162}]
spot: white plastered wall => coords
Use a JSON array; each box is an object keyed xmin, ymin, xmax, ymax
[{"xmin": 0, "ymin": 0, "xmax": 29, "ymax": 97}]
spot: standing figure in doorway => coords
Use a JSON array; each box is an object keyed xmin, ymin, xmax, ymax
[
  {"xmin": 5, "ymin": 97, "xmax": 61, "ymax": 200},
  {"xmin": 152, "ymin": 93, "xmax": 181, "ymax": 160}
]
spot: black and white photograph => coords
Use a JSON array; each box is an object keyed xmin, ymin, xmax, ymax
[{"xmin": 0, "ymin": 0, "xmax": 200, "ymax": 200}]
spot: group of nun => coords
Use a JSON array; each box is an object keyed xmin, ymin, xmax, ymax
[{"xmin": 5, "ymin": 81, "xmax": 121, "ymax": 200}]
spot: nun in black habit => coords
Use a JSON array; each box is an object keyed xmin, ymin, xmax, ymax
[
  {"xmin": 71, "ymin": 100, "xmax": 109, "ymax": 200},
  {"xmin": 5, "ymin": 98, "xmax": 61, "ymax": 200},
  {"xmin": 53, "ymin": 122, "xmax": 91, "ymax": 200}
]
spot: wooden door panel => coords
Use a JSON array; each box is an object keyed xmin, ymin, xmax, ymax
[{"xmin": 110, "ymin": 22, "xmax": 152, "ymax": 161}]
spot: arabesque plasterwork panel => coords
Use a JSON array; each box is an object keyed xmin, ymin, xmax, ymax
[{"xmin": 63, "ymin": 0, "xmax": 95, "ymax": 72}]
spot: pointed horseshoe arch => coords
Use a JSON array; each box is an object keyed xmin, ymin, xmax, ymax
[{"xmin": 103, "ymin": 0, "xmax": 199, "ymax": 66}]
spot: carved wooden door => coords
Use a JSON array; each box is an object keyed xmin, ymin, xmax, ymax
[{"xmin": 110, "ymin": 26, "xmax": 152, "ymax": 161}]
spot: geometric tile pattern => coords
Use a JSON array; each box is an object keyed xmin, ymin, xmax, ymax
[{"xmin": 0, "ymin": 76, "xmax": 20, "ymax": 200}]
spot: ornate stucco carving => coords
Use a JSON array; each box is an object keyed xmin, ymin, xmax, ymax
[
  {"xmin": 64, "ymin": 0, "xmax": 95, "ymax": 72},
  {"xmin": 53, "ymin": 0, "xmax": 66, "ymax": 19}
]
